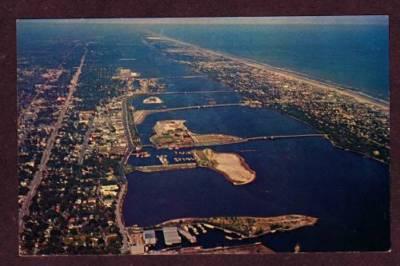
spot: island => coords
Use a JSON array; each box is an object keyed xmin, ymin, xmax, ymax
[
  {"xmin": 150, "ymin": 120, "xmax": 243, "ymax": 149},
  {"xmin": 158, "ymin": 215, "xmax": 318, "ymax": 238},
  {"xmin": 143, "ymin": 96, "xmax": 163, "ymax": 104},
  {"xmin": 193, "ymin": 148, "xmax": 256, "ymax": 185}
]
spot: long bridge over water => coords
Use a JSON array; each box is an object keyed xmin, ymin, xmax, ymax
[
  {"xmin": 133, "ymin": 103, "xmax": 245, "ymax": 125},
  {"xmin": 151, "ymin": 103, "xmax": 244, "ymax": 112},
  {"xmin": 244, "ymin": 134, "xmax": 326, "ymax": 141},
  {"xmin": 129, "ymin": 90, "xmax": 236, "ymax": 99},
  {"xmin": 146, "ymin": 90, "xmax": 235, "ymax": 95},
  {"xmin": 140, "ymin": 133, "xmax": 327, "ymax": 149}
]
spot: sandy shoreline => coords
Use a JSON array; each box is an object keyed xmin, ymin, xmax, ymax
[
  {"xmin": 151, "ymin": 33, "xmax": 389, "ymax": 111},
  {"xmin": 214, "ymin": 154, "xmax": 256, "ymax": 186},
  {"xmin": 194, "ymin": 149, "xmax": 256, "ymax": 185}
]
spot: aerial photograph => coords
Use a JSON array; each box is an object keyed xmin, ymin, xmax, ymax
[{"xmin": 17, "ymin": 16, "xmax": 390, "ymax": 255}]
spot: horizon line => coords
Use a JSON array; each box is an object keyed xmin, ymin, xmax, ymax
[{"xmin": 17, "ymin": 16, "xmax": 388, "ymax": 25}]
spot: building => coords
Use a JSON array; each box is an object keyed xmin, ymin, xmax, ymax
[
  {"xmin": 143, "ymin": 230, "xmax": 157, "ymax": 245},
  {"xmin": 162, "ymin": 227, "xmax": 181, "ymax": 246}
]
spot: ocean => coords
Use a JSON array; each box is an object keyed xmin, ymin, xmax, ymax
[
  {"xmin": 17, "ymin": 20, "xmax": 390, "ymax": 252},
  {"xmin": 147, "ymin": 24, "xmax": 389, "ymax": 100}
]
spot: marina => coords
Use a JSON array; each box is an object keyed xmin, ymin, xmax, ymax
[{"xmin": 17, "ymin": 18, "xmax": 390, "ymax": 255}]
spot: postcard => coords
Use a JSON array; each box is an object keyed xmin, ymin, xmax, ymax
[{"xmin": 17, "ymin": 16, "xmax": 390, "ymax": 255}]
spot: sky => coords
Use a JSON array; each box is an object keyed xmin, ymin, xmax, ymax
[{"xmin": 18, "ymin": 16, "xmax": 388, "ymax": 25}]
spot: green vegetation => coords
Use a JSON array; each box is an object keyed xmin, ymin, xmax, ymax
[{"xmin": 193, "ymin": 149, "xmax": 216, "ymax": 167}]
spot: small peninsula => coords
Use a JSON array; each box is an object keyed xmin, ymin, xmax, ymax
[
  {"xmin": 193, "ymin": 148, "xmax": 256, "ymax": 185},
  {"xmin": 150, "ymin": 120, "xmax": 242, "ymax": 149},
  {"xmin": 158, "ymin": 215, "xmax": 318, "ymax": 238}
]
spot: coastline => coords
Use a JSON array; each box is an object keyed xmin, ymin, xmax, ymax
[
  {"xmin": 212, "ymin": 154, "xmax": 256, "ymax": 186},
  {"xmin": 158, "ymin": 215, "xmax": 318, "ymax": 238},
  {"xmin": 194, "ymin": 149, "xmax": 256, "ymax": 185},
  {"xmin": 118, "ymin": 33, "xmax": 388, "ymax": 253},
  {"xmin": 18, "ymin": 21, "xmax": 390, "ymax": 255},
  {"xmin": 149, "ymin": 33, "xmax": 389, "ymax": 163},
  {"xmin": 267, "ymin": 105, "xmax": 390, "ymax": 165},
  {"xmin": 151, "ymin": 33, "xmax": 389, "ymax": 110},
  {"xmin": 116, "ymin": 149, "xmax": 131, "ymax": 253}
]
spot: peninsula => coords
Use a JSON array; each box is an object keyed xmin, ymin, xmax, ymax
[
  {"xmin": 18, "ymin": 20, "xmax": 388, "ymax": 256},
  {"xmin": 193, "ymin": 148, "xmax": 256, "ymax": 185},
  {"xmin": 158, "ymin": 215, "xmax": 318, "ymax": 238},
  {"xmin": 147, "ymin": 34, "xmax": 390, "ymax": 163},
  {"xmin": 150, "ymin": 120, "xmax": 242, "ymax": 149}
]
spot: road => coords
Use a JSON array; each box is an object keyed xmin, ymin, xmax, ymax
[
  {"xmin": 122, "ymin": 97, "xmax": 136, "ymax": 150},
  {"xmin": 117, "ymin": 97, "xmax": 139, "ymax": 253},
  {"xmin": 77, "ymin": 113, "xmax": 94, "ymax": 165},
  {"xmin": 115, "ymin": 180, "xmax": 129, "ymax": 253},
  {"xmin": 17, "ymin": 48, "xmax": 74, "ymax": 131},
  {"xmin": 117, "ymin": 99, "xmax": 136, "ymax": 253},
  {"xmin": 19, "ymin": 48, "xmax": 87, "ymax": 234}
]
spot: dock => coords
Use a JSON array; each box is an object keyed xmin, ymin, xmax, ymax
[{"xmin": 178, "ymin": 226, "xmax": 197, "ymax": 243}]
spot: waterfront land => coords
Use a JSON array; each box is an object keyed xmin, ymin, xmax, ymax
[
  {"xmin": 143, "ymin": 96, "xmax": 163, "ymax": 104},
  {"xmin": 177, "ymin": 242, "xmax": 274, "ymax": 254},
  {"xmin": 150, "ymin": 120, "xmax": 243, "ymax": 149},
  {"xmin": 193, "ymin": 148, "xmax": 256, "ymax": 185},
  {"xmin": 149, "ymin": 34, "xmax": 390, "ymax": 163},
  {"xmin": 17, "ymin": 23, "xmax": 389, "ymax": 255},
  {"xmin": 158, "ymin": 215, "xmax": 318, "ymax": 238}
]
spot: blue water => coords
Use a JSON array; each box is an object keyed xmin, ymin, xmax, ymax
[
  {"xmin": 137, "ymin": 106, "xmax": 316, "ymax": 145},
  {"xmin": 18, "ymin": 20, "xmax": 390, "ymax": 252},
  {"xmin": 130, "ymin": 91, "xmax": 240, "ymax": 110},
  {"xmin": 18, "ymin": 22, "xmax": 389, "ymax": 99},
  {"xmin": 125, "ymin": 139, "xmax": 389, "ymax": 251},
  {"xmin": 148, "ymin": 24, "xmax": 389, "ymax": 99}
]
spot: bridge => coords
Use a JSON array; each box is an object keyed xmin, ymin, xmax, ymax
[
  {"xmin": 189, "ymin": 133, "xmax": 327, "ymax": 147},
  {"xmin": 244, "ymin": 134, "xmax": 327, "ymax": 142},
  {"xmin": 139, "ymin": 133, "xmax": 327, "ymax": 150},
  {"xmin": 129, "ymin": 90, "xmax": 236, "ymax": 98},
  {"xmin": 133, "ymin": 103, "xmax": 244, "ymax": 125},
  {"xmin": 153, "ymin": 103, "xmax": 243, "ymax": 112},
  {"xmin": 147, "ymin": 90, "xmax": 234, "ymax": 95},
  {"xmin": 138, "ymin": 74, "xmax": 208, "ymax": 80}
]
